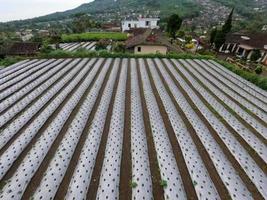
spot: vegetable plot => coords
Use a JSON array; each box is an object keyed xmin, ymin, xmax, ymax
[{"xmin": 0, "ymin": 58, "xmax": 266, "ymax": 200}]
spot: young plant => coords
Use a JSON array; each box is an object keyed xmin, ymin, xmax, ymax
[
  {"xmin": 160, "ymin": 180, "xmax": 168, "ymax": 188},
  {"xmin": 129, "ymin": 181, "xmax": 138, "ymax": 188}
]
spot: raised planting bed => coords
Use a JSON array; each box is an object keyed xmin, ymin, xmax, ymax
[{"xmin": 0, "ymin": 58, "xmax": 266, "ymax": 200}]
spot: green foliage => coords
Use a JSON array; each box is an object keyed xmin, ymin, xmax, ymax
[
  {"xmin": 222, "ymin": 8, "xmax": 234, "ymax": 34},
  {"xmin": 0, "ymin": 57, "xmax": 23, "ymax": 67},
  {"xmin": 255, "ymin": 66, "xmax": 263, "ymax": 75},
  {"xmin": 185, "ymin": 35, "xmax": 192, "ymax": 44},
  {"xmin": 129, "ymin": 181, "xmax": 138, "ymax": 188},
  {"xmin": 112, "ymin": 42, "xmax": 126, "ymax": 53},
  {"xmin": 166, "ymin": 14, "xmax": 183, "ymax": 40},
  {"xmin": 61, "ymin": 32, "xmax": 128, "ymax": 43},
  {"xmin": 214, "ymin": 30, "xmax": 226, "ymax": 50},
  {"xmin": 160, "ymin": 180, "xmax": 168, "ymax": 188},
  {"xmin": 250, "ymin": 49, "xmax": 261, "ymax": 62},
  {"xmin": 177, "ymin": 30, "xmax": 185, "ymax": 38},
  {"xmin": 72, "ymin": 14, "xmax": 100, "ymax": 33},
  {"xmin": 210, "ymin": 28, "xmax": 217, "ymax": 45},
  {"xmin": 95, "ymin": 39, "xmax": 109, "ymax": 51}
]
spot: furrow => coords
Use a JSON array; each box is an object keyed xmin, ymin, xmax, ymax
[
  {"xmin": 65, "ymin": 59, "xmax": 120, "ymax": 200},
  {"xmin": 0, "ymin": 58, "xmax": 99, "ymax": 200},
  {"xmin": 196, "ymin": 59, "xmax": 267, "ymax": 108},
  {"xmin": 208, "ymin": 60, "xmax": 267, "ymax": 99},
  {"xmin": 53, "ymin": 58, "xmax": 116, "ymax": 199},
  {"xmin": 0, "ymin": 59, "xmax": 86, "ymax": 150},
  {"xmin": 160, "ymin": 58, "xmax": 254, "ymax": 199},
  {"xmin": 0, "ymin": 59, "xmax": 73, "ymax": 114},
  {"xmin": 187, "ymin": 59, "xmax": 267, "ymax": 125},
  {"xmin": 25, "ymin": 58, "xmax": 111, "ymax": 200},
  {"xmin": 96, "ymin": 59, "xmax": 128, "ymax": 200},
  {"xmin": 138, "ymin": 58, "xmax": 186, "ymax": 200},
  {"xmin": 172, "ymin": 59, "xmax": 267, "ymax": 198},
  {"xmin": 0, "ymin": 59, "xmax": 61, "ymax": 100},
  {"xmin": 119, "ymin": 59, "xmax": 132, "ymax": 200},
  {"xmin": 130, "ymin": 58, "xmax": 153, "ymax": 200},
  {"xmin": 145, "ymin": 59, "xmax": 198, "ymax": 200}
]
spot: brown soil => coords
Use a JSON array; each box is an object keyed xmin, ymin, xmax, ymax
[
  {"xmin": 170, "ymin": 59, "xmax": 264, "ymax": 200},
  {"xmin": 182, "ymin": 60, "xmax": 267, "ymax": 174},
  {"xmin": 53, "ymin": 59, "xmax": 115, "ymax": 199},
  {"xmin": 203, "ymin": 61, "xmax": 267, "ymax": 107},
  {"xmin": 144, "ymin": 59, "xmax": 198, "ymax": 200},
  {"xmin": 136, "ymin": 59, "xmax": 165, "ymax": 200},
  {"xmin": 86, "ymin": 59, "xmax": 122, "ymax": 200},
  {"xmin": 191, "ymin": 60, "xmax": 267, "ymax": 127},
  {"xmin": 0, "ymin": 59, "xmax": 85, "ymax": 156},
  {"xmin": 0, "ymin": 60, "xmax": 46, "ymax": 87},
  {"xmin": 0, "ymin": 59, "xmax": 54, "ymax": 93},
  {"xmin": 119, "ymin": 59, "xmax": 132, "ymax": 200},
  {"xmin": 21, "ymin": 58, "xmax": 103, "ymax": 200},
  {"xmin": 0, "ymin": 59, "xmax": 93, "ymax": 197},
  {"xmin": 0, "ymin": 59, "xmax": 73, "ymax": 116}
]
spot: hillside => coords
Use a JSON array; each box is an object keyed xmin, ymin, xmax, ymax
[{"xmin": 0, "ymin": 0, "xmax": 266, "ymax": 31}]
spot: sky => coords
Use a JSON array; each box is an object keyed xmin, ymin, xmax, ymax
[{"xmin": 0, "ymin": 0, "xmax": 93, "ymax": 22}]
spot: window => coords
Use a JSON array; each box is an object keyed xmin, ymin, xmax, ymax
[
  {"xmin": 146, "ymin": 21, "xmax": 150, "ymax": 26},
  {"xmin": 137, "ymin": 47, "xmax": 142, "ymax": 52},
  {"xmin": 128, "ymin": 23, "xmax": 131, "ymax": 28}
]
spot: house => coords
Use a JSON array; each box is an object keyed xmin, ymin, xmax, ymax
[
  {"xmin": 219, "ymin": 33, "xmax": 267, "ymax": 65},
  {"xmin": 126, "ymin": 29, "xmax": 171, "ymax": 55},
  {"xmin": 121, "ymin": 17, "xmax": 160, "ymax": 32},
  {"xmin": 101, "ymin": 23, "xmax": 121, "ymax": 32},
  {"xmin": 7, "ymin": 42, "xmax": 41, "ymax": 56}
]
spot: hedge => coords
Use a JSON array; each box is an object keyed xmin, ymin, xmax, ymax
[{"xmin": 61, "ymin": 32, "xmax": 128, "ymax": 42}]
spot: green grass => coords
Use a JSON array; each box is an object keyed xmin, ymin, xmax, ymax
[
  {"xmin": 61, "ymin": 32, "xmax": 128, "ymax": 42},
  {"xmin": 0, "ymin": 57, "xmax": 25, "ymax": 67}
]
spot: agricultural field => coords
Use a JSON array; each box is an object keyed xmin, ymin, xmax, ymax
[
  {"xmin": 0, "ymin": 57, "xmax": 266, "ymax": 200},
  {"xmin": 61, "ymin": 32, "xmax": 128, "ymax": 43},
  {"xmin": 59, "ymin": 42, "xmax": 97, "ymax": 52}
]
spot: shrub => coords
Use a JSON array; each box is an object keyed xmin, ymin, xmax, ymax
[
  {"xmin": 61, "ymin": 32, "xmax": 128, "ymax": 42},
  {"xmin": 113, "ymin": 42, "xmax": 126, "ymax": 53},
  {"xmin": 160, "ymin": 180, "xmax": 168, "ymax": 188},
  {"xmin": 255, "ymin": 65, "xmax": 263, "ymax": 74},
  {"xmin": 129, "ymin": 181, "xmax": 138, "ymax": 188},
  {"xmin": 185, "ymin": 43, "xmax": 194, "ymax": 49},
  {"xmin": 250, "ymin": 49, "xmax": 261, "ymax": 62},
  {"xmin": 95, "ymin": 39, "xmax": 109, "ymax": 51}
]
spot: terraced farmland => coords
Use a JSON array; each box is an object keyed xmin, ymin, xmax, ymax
[{"xmin": 0, "ymin": 58, "xmax": 266, "ymax": 200}]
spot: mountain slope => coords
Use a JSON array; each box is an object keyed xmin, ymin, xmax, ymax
[{"xmin": 0, "ymin": 0, "xmax": 266, "ymax": 31}]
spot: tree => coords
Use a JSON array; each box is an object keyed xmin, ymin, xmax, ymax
[
  {"xmin": 214, "ymin": 30, "xmax": 226, "ymax": 50},
  {"xmin": 167, "ymin": 14, "xmax": 183, "ymax": 40},
  {"xmin": 250, "ymin": 49, "xmax": 261, "ymax": 62},
  {"xmin": 185, "ymin": 35, "xmax": 192, "ymax": 44},
  {"xmin": 210, "ymin": 27, "xmax": 217, "ymax": 45},
  {"xmin": 49, "ymin": 30, "xmax": 62, "ymax": 49},
  {"xmin": 222, "ymin": 8, "xmax": 234, "ymax": 34},
  {"xmin": 72, "ymin": 13, "xmax": 91, "ymax": 33},
  {"xmin": 214, "ymin": 8, "xmax": 234, "ymax": 50}
]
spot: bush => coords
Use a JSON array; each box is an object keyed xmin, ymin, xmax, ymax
[
  {"xmin": 0, "ymin": 57, "xmax": 23, "ymax": 67},
  {"xmin": 112, "ymin": 42, "xmax": 126, "ymax": 53},
  {"xmin": 95, "ymin": 39, "xmax": 109, "ymax": 51},
  {"xmin": 250, "ymin": 49, "xmax": 261, "ymax": 62},
  {"xmin": 255, "ymin": 65, "xmax": 263, "ymax": 74},
  {"xmin": 61, "ymin": 32, "xmax": 128, "ymax": 42},
  {"xmin": 185, "ymin": 43, "xmax": 194, "ymax": 49}
]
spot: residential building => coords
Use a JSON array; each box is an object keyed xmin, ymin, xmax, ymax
[
  {"xmin": 126, "ymin": 29, "xmax": 172, "ymax": 55},
  {"xmin": 121, "ymin": 17, "xmax": 160, "ymax": 32},
  {"xmin": 219, "ymin": 33, "xmax": 267, "ymax": 65}
]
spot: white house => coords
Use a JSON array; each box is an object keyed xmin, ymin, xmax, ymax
[{"xmin": 121, "ymin": 17, "xmax": 160, "ymax": 32}]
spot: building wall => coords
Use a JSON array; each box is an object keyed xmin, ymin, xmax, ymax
[
  {"xmin": 121, "ymin": 18, "xmax": 160, "ymax": 32},
  {"xmin": 134, "ymin": 45, "xmax": 167, "ymax": 55}
]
